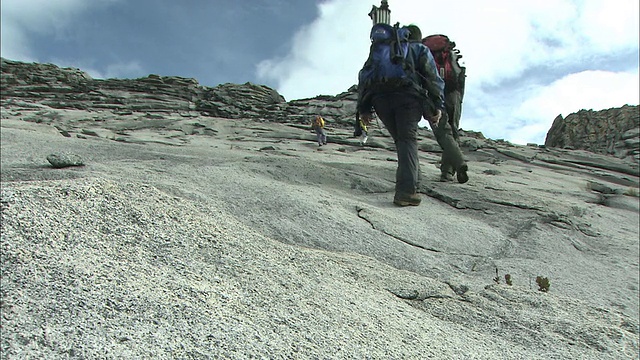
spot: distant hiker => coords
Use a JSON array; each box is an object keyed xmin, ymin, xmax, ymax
[
  {"xmin": 423, "ymin": 33, "xmax": 466, "ymax": 181},
  {"xmin": 357, "ymin": 23, "xmax": 468, "ymax": 206},
  {"xmin": 354, "ymin": 112, "xmax": 369, "ymax": 145},
  {"xmin": 312, "ymin": 115, "xmax": 327, "ymax": 146}
]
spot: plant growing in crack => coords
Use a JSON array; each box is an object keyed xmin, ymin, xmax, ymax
[
  {"xmin": 505, "ymin": 274, "xmax": 513, "ymax": 286},
  {"xmin": 624, "ymin": 187, "xmax": 639, "ymax": 197},
  {"xmin": 536, "ymin": 276, "xmax": 550, "ymax": 292}
]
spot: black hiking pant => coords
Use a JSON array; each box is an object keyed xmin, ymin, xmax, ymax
[{"xmin": 372, "ymin": 93, "xmax": 422, "ymax": 196}]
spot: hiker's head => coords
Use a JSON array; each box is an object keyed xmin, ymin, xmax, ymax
[{"xmin": 406, "ymin": 24, "xmax": 422, "ymax": 41}]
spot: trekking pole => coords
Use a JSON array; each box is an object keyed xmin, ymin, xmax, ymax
[{"xmin": 375, "ymin": 116, "xmax": 383, "ymax": 131}]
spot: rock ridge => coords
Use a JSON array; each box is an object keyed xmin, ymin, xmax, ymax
[
  {"xmin": 1, "ymin": 57, "xmax": 356, "ymax": 126},
  {"xmin": 1, "ymin": 56, "xmax": 639, "ymax": 163},
  {"xmin": 545, "ymin": 105, "xmax": 640, "ymax": 162},
  {"xmin": 1, "ymin": 57, "xmax": 639, "ymax": 359}
]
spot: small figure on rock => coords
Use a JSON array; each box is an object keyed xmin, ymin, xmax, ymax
[{"xmin": 311, "ymin": 115, "xmax": 328, "ymax": 146}]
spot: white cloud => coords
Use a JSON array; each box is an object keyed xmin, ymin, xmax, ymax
[
  {"xmin": 48, "ymin": 58, "xmax": 143, "ymax": 80},
  {"xmin": 0, "ymin": 18, "xmax": 35, "ymax": 62},
  {"xmin": 0, "ymin": 0, "xmax": 123, "ymax": 64},
  {"xmin": 103, "ymin": 61, "xmax": 145, "ymax": 80},
  {"xmin": 258, "ymin": 0, "xmax": 639, "ymax": 143},
  {"xmin": 257, "ymin": 0, "xmax": 372, "ymax": 101},
  {"xmin": 2, "ymin": 0, "xmax": 638, "ymax": 145},
  {"xmin": 1, "ymin": 0, "xmax": 90, "ymax": 61},
  {"xmin": 457, "ymin": 68, "xmax": 640, "ymax": 145},
  {"xmin": 510, "ymin": 69, "xmax": 640, "ymax": 143}
]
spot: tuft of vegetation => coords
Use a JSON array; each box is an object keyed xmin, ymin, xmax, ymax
[
  {"xmin": 493, "ymin": 268, "xmax": 500, "ymax": 284},
  {"xmin": 623, "ymin": 187, "xmax": 639, "ymax": 197},
  {"xmin": 536, "ymin": 276, "xmax": 550, "ymax": 292},
  {"xmin": 505, "ymin": 274, "xmax": 513, "ymax": 286}
]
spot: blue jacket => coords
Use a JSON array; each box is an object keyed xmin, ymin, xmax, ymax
[
  {"xmin": 357, "ymin": 40, "xmax": 445, "ymax": 114},
  {"xmin": 409, "ymin": 41, "xmax": 445, "ymax": 110}
]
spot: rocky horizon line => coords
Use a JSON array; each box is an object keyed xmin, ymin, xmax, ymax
[{"xmin": 1, "ymin": 56, "xmax": 639, "ymax": 159}]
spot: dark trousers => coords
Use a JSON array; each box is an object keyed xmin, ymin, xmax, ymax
[
  {"xmin": 372, "ymin": 93, "xmax": 422, "ymax": 195},
  {"xmin": 430, "ymin": 110, "xmax": 466, "ymax": 176}
]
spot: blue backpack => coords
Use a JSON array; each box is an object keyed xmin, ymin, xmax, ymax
[{"xmin": 358, "ymin": 23, "xmax": 418, "ymax": 91}]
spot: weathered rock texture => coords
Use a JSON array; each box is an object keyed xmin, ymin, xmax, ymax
[
  {"xmin": 1, "ymin": 57, "xmax": 639, "ymax": 359},
  {"xmin": 4, "ymin": 57, "xmax": 639, "ymax": 162},
  {"xmin": 545, "ymin": 106, "xmax": 640, "ymax": 162},
  {"xmin": 1, "ymin": 57, "xmax": 357, "ymax": 126}
]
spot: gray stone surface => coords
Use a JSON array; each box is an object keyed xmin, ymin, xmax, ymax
[
  {"xmin": 1, "ymin": 58, "xmax": 639, "ymax": 359},
  {"xmin": 545, "ymin": 106, "xmax": 640, "ymax": 162},
  {"xmin": 46, "ymin": 153, "xmax": 84, "ymax": 168}
]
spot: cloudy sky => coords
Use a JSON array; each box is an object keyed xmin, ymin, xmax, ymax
[{"xmin": 2, "ymin": 0, "xmax": 638, "ymax": 145}]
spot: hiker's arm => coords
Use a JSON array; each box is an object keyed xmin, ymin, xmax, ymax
[
  {"xmin": 417, "ymin": 46, "xmax": 445, "ymax": 112},
  {"xmin": 356, "ymin": 69, "xmax": 374, "ymax": 117},
  {"xmin": 357, "ymin": 90, "xmax": 373, "ymax": 116}
]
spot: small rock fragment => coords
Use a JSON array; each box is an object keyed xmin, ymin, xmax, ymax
[{"xmin": 46, "ymin": 153, "xmax": 85, "ymax": 168}]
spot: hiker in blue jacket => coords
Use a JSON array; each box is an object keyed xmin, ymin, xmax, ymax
[{"xmin": 357, "ymin": 24, "xmax": 468, "ymax": 207}]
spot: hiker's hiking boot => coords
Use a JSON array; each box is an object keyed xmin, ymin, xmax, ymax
[
  {"xmin": 457, "ymin": 164, "xmax": 469, "ymax": 184},
  {"xmin": 393, "ymin": 192, "xmax": 422, "ymax": 207},
  {"xmin": 439, "ymin": 172, "xmax": 454, "ymax": 182}
]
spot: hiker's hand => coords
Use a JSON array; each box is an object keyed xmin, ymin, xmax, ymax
[
  {"xmin": 360, "ymin": 112, "xmax": 373, "ymax": 125},
  {"xmin": 428, "ymin": 109, "xmax": 442, "ymax": 126}
]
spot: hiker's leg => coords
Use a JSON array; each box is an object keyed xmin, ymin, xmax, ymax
[
  {"xmin": 391, "ymin": 97, "xmax": 422, "ymax": 194},
  {"xmin": 373, "ymin": 99, "xmax": 398, "ymax": 142},
  {"xmin": 428, "ymin": 116, "xmax": 454, "ymax": 179},
  {"xmin": 440, "ymin": 152, "xmax": 454, "ymax": 181},
  {"xmin": 373, "ymin": 95, "xmax": 420, "ymax": 194},
  {"xmin": 445, "ymin": 90, "xmax": 462, "ymax": 142},
  {"xmin": 315, "ymin": 129, "xmax": 323, "ymax": 145},
  {"xmin": 433, "ymin": 111, "xmax": 467, "ymax": 181}
]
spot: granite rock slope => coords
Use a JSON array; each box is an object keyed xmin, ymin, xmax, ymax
[{"xmin": 1, "ymin": 58, "xmax": 639, "ymax": 359}]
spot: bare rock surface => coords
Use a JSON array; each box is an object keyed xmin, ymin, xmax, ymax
[
  {"xmin": 1, "ymin": 58, "xmax": 639, "ymax": 359},
  {"xmin": 545, "ymin": 105, "xmax": 640, "ymax": 162}
]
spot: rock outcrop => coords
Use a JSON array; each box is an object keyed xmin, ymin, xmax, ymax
[
  {"xmin": 2, "ymin": 56, "xmax": 639, "ymax": 180},
  {"xmin": 1, "ymin": 57, "xmax": 639, "ymax": 359},
  {"xmin": 1, "ymin": 57, "xmax": 357, "ymax": 126},
  {"xmin": 545, "ymin": 105, "xmax": 640, "ymax": 162},
  {"xmin": 4, "ymin": 57, "xmax": 639, "ymax": 163}
]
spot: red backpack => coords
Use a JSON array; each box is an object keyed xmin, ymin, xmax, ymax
[{"xmin": 422, "ymin": 34, "xmax": 465, "ymax": 93}]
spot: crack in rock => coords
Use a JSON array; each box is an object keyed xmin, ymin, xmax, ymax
[
  {"xmin": 356, "ymin": 207, "xmax": 483, "ymax": 258},
  {"xmin": 387, "ymin": 288, "xmax": 454, "ymax": 301},
  {"xmin": 356, "ymin": 206, "xmax": 442, "ymax": 253}
]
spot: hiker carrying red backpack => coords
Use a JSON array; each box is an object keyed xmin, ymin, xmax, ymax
[
  {"xmin": 423, "ymin": 34, "xmax": 466, "ymax": 181},
  {"xmin": 357, "ymin": 23, "xmax": 469, "ymax": 207}
]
